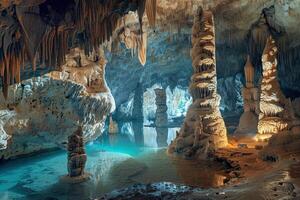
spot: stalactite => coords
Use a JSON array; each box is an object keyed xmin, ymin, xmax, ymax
[
  {"xmin": 138, "ymin": 32, "xmax": 147, "ymax": 66},
  {"xmin": 0, "ymin": 1, "xmax": 157, "ymax": 96},
  {"xmin": 145, "ymin": 0, "xmax": 157, "ymax": 27}
]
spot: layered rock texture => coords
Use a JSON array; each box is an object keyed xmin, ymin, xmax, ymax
[
  {"xmin": 0, "ymin": 49, "xmax": 114, "ymax": 160},
  {"xmin": 236, "ymin": 56, "xmax": 259, "ymax": 134},
  {"xmin": 257, "ymin": 36, "xmax": 291, "ymax": 139},
  {"xmin": 67, "ymin": 127, "xmax": 87, "ymax": 179},
  {"xmin": 169, "ymin": 8, "xmax": 227, "ymax": 159}
]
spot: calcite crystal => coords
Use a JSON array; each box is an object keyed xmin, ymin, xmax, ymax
[
  {"xmin": 257, "ymin": 36, "xmax": 291, "ymax": 139},
  {"xmin": 169, "ymin": 8, "xmax": 227, "ymax": 159},
  {"xmin": 235, "ymin": 56, "xmax": 259, "ymax": 134},
  {"xmin": 155, "ymin": 88, "xmax": 168, "ymax": 127}
]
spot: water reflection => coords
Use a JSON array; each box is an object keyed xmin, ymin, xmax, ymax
[
  {"xmin": 100, "ymin": 121, "xmax": 179, "ymax": 153},
  {"xmin": 0, "ymin": 121, "xmax": 227, "ymax": 200}
]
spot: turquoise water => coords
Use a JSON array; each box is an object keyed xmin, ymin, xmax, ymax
[
  {"xmin": 0, "ymin": 123, "xmax": 176, "ymax": 199},
  {"xmin": 0, "ymin": 123, "xmax": 226, "ymax": 200}
]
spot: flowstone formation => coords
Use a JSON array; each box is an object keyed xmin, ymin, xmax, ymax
[
  {"xmin": 154, "ymin": 88, "xmax": 168, "ymax": 127},
  {"xmin": 235, "ymin": 56, "xmax": 259, "ymax": 134},
  {"xmin": 257, "ymin": 36, "xmax": 291, "ymax": 140},
  {"xmin": 169, "ymin": 8, "xmax": 227, "ymax": 159}
]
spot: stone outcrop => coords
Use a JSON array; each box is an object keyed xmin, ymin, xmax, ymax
[
  {"xmin": 257, "ymin": 36, "xmax": 291, "ymax": 140},
  {"xmin": 235, "ymin": 56, "xmax": 259, "ymax": 134},
  {"xmin": 154, "ymin": 88, "xmax": 168, "ymax": 127},
  {"xmin": 169, "ymin": 8, "xmax": 228, "ymax": 159},
  {"xmin": 0, "ymin": 49, "xmax": 114, "ymax": 160}
]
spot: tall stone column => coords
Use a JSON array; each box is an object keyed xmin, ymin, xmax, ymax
[
  {"xmin": 235, "ymin": 56, "xmax": 259, "ymax": 134},
  {"xmin": 257, "ymin": 36, "xmax": 290, "ymax": 140},
  {"xmin": 155, "ymin": 88, "xmax": 168, "ymax": 127},
  {"xmin": 62, "ymin": 126, "xmax": 90, "ymax": 183},
  {"xmin": 169, "ymin": 8, "xmax": 227, "ymax": 159},
  {"xmin": 132, "ymin": 83, "xmax": 144, "ymax": 121}
]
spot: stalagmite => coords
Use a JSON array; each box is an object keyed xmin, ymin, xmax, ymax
[
  {"xmin": 168, "ymin": 7, "xmax": 227, "ymax": 159},
  {"xmin": 63, "ymin": 126, "xmax": 90, "ymax": 183},
  {"xmin": 257, "ymin": 36, "xmax": 291, "ymax": 140},
  {"xmin": 108, "ymin": 115, "xmax": 119, "ymax": 134},
  {"xmin": 155, "ymin": 88, "xmax": 168, "ymax": 127},
  {"xmin": 235, "ymin": 56, "xmax": 259, "ymax": 134}
]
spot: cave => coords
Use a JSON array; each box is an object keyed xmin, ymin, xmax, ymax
[{"xmin": 0, "ymin": 0, "xmax": 300, "ymax": 199}]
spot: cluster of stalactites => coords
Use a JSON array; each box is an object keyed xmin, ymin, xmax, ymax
[
  {"xmin": 0, "ymin": 0, "xmax": 157, "ymax": 98},
  {"xmin": 119, "ymin": 27, "xmax": 148, "ymax": 66}
]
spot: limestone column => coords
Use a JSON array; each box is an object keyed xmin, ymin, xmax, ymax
[
  {"xmin": 155, "ymin": 88, "xmax": 168, "ymax": 127},
  {"xmin": 169, "ymin": 8, "xmax": 227, "ymax": 159},
  {"xmin": 63, "ymin": 126, "xmax": 90, "ymax": 183},
  {"xmin": 235, "ymin": 56, "xmax": 259, "ymax": 134},
  {"xmin": 257, "ymin": 36, "xmax": 290, "ymax": 140},
  {"xmin": 132, "ymin": 83, "xmax": 144, "ymax": 121}
]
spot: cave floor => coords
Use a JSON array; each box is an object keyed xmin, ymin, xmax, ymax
[{"xmin": 0, "ymin": 123, "xmax": 299, "ymax": 200}]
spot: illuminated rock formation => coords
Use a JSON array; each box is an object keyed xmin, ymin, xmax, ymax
[
  {"xmin": 119, "ymin": 27, "xmax": 148, "ymax": 66},
  {"xmin": 169, "ymin": 8, "xmax": 227, "ymax": 159},
  {"xmin": 155, "ymin": 88, "xmax": 168, "ymax": 127},
  {"xmin": 0, "ymin": 49, "xmax": 114, "ymax": 160},
  {"xmin": 257, "ymin": 36, "xmax": 290, "ymax": 140},
  {"xmin": 49, "ymin": 48, "xmax": 108, "ymax": 94},
  {"xmin": 235, "ymin": 56, "xmax": 259, "ymax": 134}
]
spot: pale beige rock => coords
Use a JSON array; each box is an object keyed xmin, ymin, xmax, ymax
[
  {"xmin": 257, "ymin": 36, "xmax": 290, "ymax": 139},
  {"xmin": 236, "ymin": 56, "xmax": 259, "ymax": 134}
]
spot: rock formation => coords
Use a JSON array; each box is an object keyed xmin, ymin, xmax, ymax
[
  {"xmin": 257, "ymin": 36, "xmax": 291, "ymax": 140},
  {"xmin": 169, "ymin": 8, "xmax": 227, "ymax": 159},
  {"xmin": 119, "ymin": 26, "xmax": 148, "ymax": 66},
  {"xmin": 67, "ymin": 127, "xmax": 88, "ymax": 179},
  {"xmin": 0, "ymin": 49, "xmax": 114, "ymax": 160},
  {"xmin": 235, "ymin": 56, "xmax": 259, "ymax": 134},
  {"xmin": 154, "ymin": 88, "xmax": 168, "ymax": 127},
  {"xmin": 108, "ymin": 115, "xmax": 119, "ymax": 135}
]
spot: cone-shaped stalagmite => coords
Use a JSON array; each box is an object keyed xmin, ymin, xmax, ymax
[
  {"xmin": 235, "ymin": 56, "xmax": 259, "ymax": 134},
  {"xmin": 257, "ymin": 36, "xmax": 290, "ymax": 140},
  {"xmin": 169, "ymin": 8, "xmax": 227, "ymax": 159}
]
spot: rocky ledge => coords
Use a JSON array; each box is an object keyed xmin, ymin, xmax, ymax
[{"xmin": 0, "ymin": 74, "xmax": 114, "ymax": 160}]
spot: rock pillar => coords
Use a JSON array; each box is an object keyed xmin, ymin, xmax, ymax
[
  {"xmin": 257, "ymin": 36, "xmax": 290, "ymax": 140},
  {"xmin": 155, "ymin": 88, "xmax": 168, "ymax": 127},
  {"xmin": 235, "ymin": 56, "xmax": 259, "ymax": 134},
  {"xmin": 63, "ymin": 126, "xmax": 90, "ymax": 183},
  {"xmin": 169, "ymin": 8, "xmax": 227, "ymax": 159}
]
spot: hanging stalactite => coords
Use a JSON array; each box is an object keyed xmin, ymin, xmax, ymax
[{"xmin": 0, "ymin": 0, "xmax": 157, "ymax": 97}]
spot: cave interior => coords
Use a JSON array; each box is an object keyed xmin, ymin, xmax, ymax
[{"xmin": 0, "ymin": 0, "xmax": 300, "ymax": 200}]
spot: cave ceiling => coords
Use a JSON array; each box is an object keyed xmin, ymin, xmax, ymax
[{"xmin": 0, "ymin": 0, "xmax": 300, "ymax": 97}]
